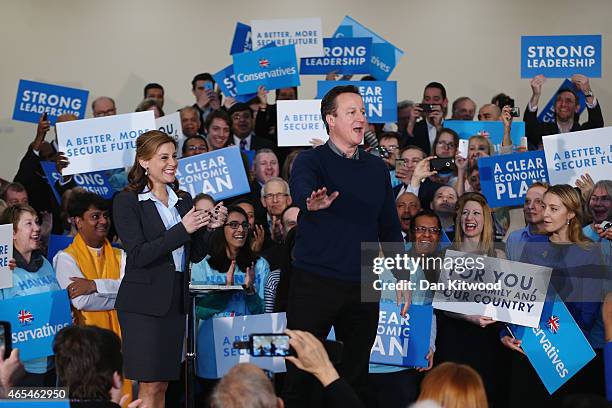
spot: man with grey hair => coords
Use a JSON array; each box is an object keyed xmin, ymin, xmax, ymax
[
  {"xmin": 210, "ymin": 363, "xmax": 282, "ymax": 408},
  {"xmin": 179, "ymin": 106, "xmax": 204, "ymax": 139},
  {"xmin": 254, "ymin": 149, "xmax": 280, "ymax": 186},
  {"xmin": 91, "ymin": 96, "xmax": 117, "ymax": 117},
  {"xmin": 451, "ymin": 97, "xmax": 476, "ymax": 120},
  {"xmin": 261, "ymin": 177, "xmax": 292, "ymax": 243}
]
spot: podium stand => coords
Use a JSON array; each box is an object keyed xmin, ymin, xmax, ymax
[{"xmin": 185, "ymin": 283, "xmax": 243, "ymax": 408}]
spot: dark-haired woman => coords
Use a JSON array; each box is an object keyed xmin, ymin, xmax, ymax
[{"xmin": 112, "ymin": 130, "xmax": 225, "ymax": 408}]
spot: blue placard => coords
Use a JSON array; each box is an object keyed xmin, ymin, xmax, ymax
[
  {"xmin": 514, "ymin": 292, "xmax": 596, "ymax": 394},
  {"xmin": 0, "ymin": 290, "xmax": 71, "ymax": 361},
  {"xmin": 48, "ymin": 234, "xmax": 75, "ymax": 262},
  {"xmin": 443, "ymin": 120, "xmax": 525, "ymax": 147},
  {"xmin": 369, "ymin": 302, "xmax": 432, "ymax": 367},
  {"xmin": 233, "ymin": 45, "xmax": 300, "ymax": 95},
  {"xmin": 176, "ymin": 146, "xmax": 250, "ymax": 201},
  {"xmin": 537, "ymin": 79, "xmax": 587, "ymax": 123},
  {"xmin": 333, "ymin": 16, "xmax": 404, "ymax": 80},
  {"xmin": 212, "ymin": 64, "xmax": 257, "ymax": 103},
  {"xmin": 521, "ymin": 35, "xmax": 602, "ymax": 78},
  {"xmin": 478, "ymin": 151, "xmax": 549, "ymax": 208},
  {"xmin": 40, "ymin": 161, "xmax": 115, "ymax": 202},
  {"xmin": 316, "ymin": 80, "xmax": 397, "ymax": 123},
  {"xmin": 300, "ymin": 37, "xmax": 372, "ymax": 75},
  {"xmin": 230, "ymin": 22, "xmax": 253, "ymax": 55},
  {"xmin": 12, "ymin": 80, "xmax": 89, "ymax": 125}
]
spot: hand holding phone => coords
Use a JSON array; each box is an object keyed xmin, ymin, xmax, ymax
[{"xmin": 457, "ymin": 139, "xmax": 468, "ymax": 158}]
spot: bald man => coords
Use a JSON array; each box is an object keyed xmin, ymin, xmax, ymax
[{"xmin": 477, "ymin": 104, "xmax": 501, "ymax": 121}]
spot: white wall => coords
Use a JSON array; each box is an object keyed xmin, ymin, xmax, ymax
[{"xmin": 0, "ymin": 0, "xmax": 609, "ymax": 177}]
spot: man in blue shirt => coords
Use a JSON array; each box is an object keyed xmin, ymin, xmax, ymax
[
  {"xmin": 505, "ymin": 182, "xmax": 549, "ymax": 261},
  {"xmin": 283, "ymin": 85, "xmax": 402, "ymax": 407}
]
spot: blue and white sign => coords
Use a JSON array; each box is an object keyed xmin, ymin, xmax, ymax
[
  {"xmin": 176, "ymin": 146, "xmax": 250, "ymax": 201},
  {"xmin": 40, "ymin": 161, "xmax": 115, "ymax": 203},
  {"xmin": 277, "ymin": 99, "xmax": 328, "ymax": 147},
  {"xmin": 230, "ymin": 22, "xmax": 253, "ymax": 55},
  {"xmin": 478, "ymin": 151, "xmax": 549, "ymax": 208},
  {"xmin": 537, "ymin": 79, "xmax": 587, "ymax": 123},
  {"xmin": 0, "ymin": 290, "xmax": 71, "ymax": 360},
  {"xmin": 515, "ymin": 292, "xmax": 596, "ymax": 394},
  {"xmin": 542, "ymin": 126, "xmax": 612, "ymax": 185},
  {"xmin": 12, "ymin": 80, "xmax": 88, "ymax": 125},
  {"xmin": 251, "ymin": 17, "xmax": 323, "ymax": 58},
  {"xmin": 233, "ymin": 45, "xmax": 300, "ymax": 95},
  {"xmin": 316, "ymin": 80, "xmax": 397, "ymax": 123},
  {"xmin": 521, "ymin": 35, "xmax": 602, "ymax": 78},
  {"xmin": 56, "ymin": 111, "xmax": 155, "ymax": 175},
  {"xmin": 212, "ymin": 64, "xmax": 257, "ymax": 102},
  {"xmin": 444, "ymin": 120, "xmax": 526, "ymax": 147},
  {"xmin": 0, "ymin": 225, "xmax": 12, "ymax": 290},
  {"xmin": 370, "ymin": 302, "xmax": 432, "ymax": 368},
  {"xmin": 197, "ymin": 312, "xmax": 287, "ymax": 378},
  {"xmin": 333, "ymin": 16, "xmax": 404, "ymax": 80},
  {"xmin": 300, "ymin": 37, "xmax": 372, "ymax": 75}
]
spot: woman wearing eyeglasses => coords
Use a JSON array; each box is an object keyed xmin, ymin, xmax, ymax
[{"xmin": 191, "ymin": 206, "xmax": 270, "ymax": 381}]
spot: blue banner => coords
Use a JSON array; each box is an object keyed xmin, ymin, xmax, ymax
[
  {"xmin": 48, "ymin": 234, "xmax": 75, "ymax": 262},
  {"xmin": 515, "ymin": 292, "xmax": 596, "ymax": 394},
  {"xmin": 521, "ymin": 35, "xmax": 602, "ymax": 78},
  {"xmin": 176, "ymin": 146, "xmax": 250, "ymax": 201},
  {"xmin": 537, "ymin": 79, "xmax": 587, "ymax": 123},
  {"xmin": 230, "ymin": 22, "xmax": 252, "ymax": 55},
  {"xmin": 369, "ymin": 302, "xmax": 432, "ymax": 368},
  {"xmin": 233, "ymin": 45, "xmax": 300, "ymax": 94},
  {"xmin": 40, "ymin": 161, "xmax": 115, "ymax": 203},
  {"xmin": 212, "ymin": 64, "xmax": 256, "ymax": 103},
  {"xmin": 316, "ymin": 80, "xmax": 397, "ymax": 123},
  {"xmin": 443, "ymin": 120, "xmax": 525, "ymax": 147},
  {"xmin": 478, "ymin": 151, "xmax": 549, "ymax": 208},
  {"xmin": 12, "ymin": 80, "xmax": 89, "ymax": 125},
  {"xmin": 300, "ymin": 37, "xmax": 372, "ymax": 75},
  {"xmin": 333, "ymin": 16, "xmax": 404, "ymax": 80},
  {"xmin": 0, "ymin": 290, "xmax": 71, "ymax": 361}
]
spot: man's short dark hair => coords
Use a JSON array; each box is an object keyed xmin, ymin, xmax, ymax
[
  {"xmin": 424, "ymin": 82, "xmax": 447, "ymax": 100},
  {"xmin": 399, "ymin": 145, "xmax": 426, "ymax": 158},
  {"xmin": 379, "ymin": 132, "xmax": 401, "ymax": 145},
  {"xmin": 205, "ymin": 109, "xmax": 232, "ymax": 131},
  {"xmin": 275, "ymin": 86, "xmax": 298, "ymax": 100},
  {"xmin": 409, "ymin": 209, "xmax": 442, "ymax": 240},
  {"xmin": 228, "ymin": 103, "xmax": 252, "ymax": 118},
  {"xmin": 67, "ymin": 191, "xmax": 110, "ymax": 218},
  {"xmin": 54, "ymin": 326, "xmax": 122, "ymax": 401},
  {"xmin": 182, "ymin": 135, "xmax": 209, "ymax": 155},
  {"xmin": 1, "ymin": 182, "xmax": 26, "ymax": 201},
  {"xmin": 320, "ymin": 85, "xmax": 362, "ymax": 134},
  {"xmin": 191, "ymin": 73, "xmax": 215, "ymax": 90},
  {"xmin": 144, "ymin": 83, "xmax": 164, "ymax": 98}
]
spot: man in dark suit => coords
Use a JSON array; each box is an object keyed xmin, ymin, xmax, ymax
[
  {"xmin": 394, "ymin": 146, "xmax": 444, "ymax": 210},
  {"xmin": 399, "ymin": 82, "xmax": 448, "ymax": 155},
  {"xmin": 229, "ymin": 103, "xmax": 275, "ymax": 151},
  {"xmin": 524, "ymin": 74, "xmax": 603, "ymax": 149}
]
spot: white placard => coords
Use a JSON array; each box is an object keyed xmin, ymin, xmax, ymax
[
  {"xmin": 0, "ymin": 224, "xmax": 13, "ymax": 289},
  {"xmin": 542, "ymin": 126, "xmax": 612, "ymax": 185},
  {"xmin": 277, "ymin": 99, "xmax": 328, "ymax": 146},
  {"xmin": 56, "ymin": 111, "xmax": 155, "ymax": 175},
  {"xmin": 432, "ymin": 250, "xmax": 552, "ymax": 328},
  {"xmin": 156, "ymin": 112, "xmax": 186, "ymax": 154},
  {"xmin": 251, "ymin": 18, "xmax": 324, "ymax": 58}
]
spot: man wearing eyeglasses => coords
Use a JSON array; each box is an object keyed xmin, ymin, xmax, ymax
[
  {"xmin": 91, "ymin": 96, "xmax": 117, "ymax": 118},
  {"xmin": 261, "ymin": 177, "xmax": 292, "ymax": 244},
  {"xmin": 283, "ymin": 85, "xmax": 402, "ymax": 407}
]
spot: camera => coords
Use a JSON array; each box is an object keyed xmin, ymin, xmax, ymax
[
  {"xmin": 378, "ymin": 146, "xmax": 392, "ymax": 159},
  {"xmin": 430, "ymin": 157, "xmax": 456, "ymax": 173},
  {"xmin": 420, "ymin": 103, "xmax": 437, "ymax": 113},
  {"xmin": 510, "ymin": 107, "xmax": 521, "ymax": 117}
]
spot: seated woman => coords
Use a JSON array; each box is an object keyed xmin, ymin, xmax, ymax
[
  {"xmin": 191, "ymin": 206, "xmax": 270, "ymax": 378},
  {"xmin": 0, "ymin": 205, "xmax": 61, "ymax": 386}
]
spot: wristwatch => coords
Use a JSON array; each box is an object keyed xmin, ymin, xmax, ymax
[{"xmin": 583, "ymin": 90, "xmax": 593, "ymax": 98}]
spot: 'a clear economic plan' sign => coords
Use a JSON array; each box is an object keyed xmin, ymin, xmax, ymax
[{"xmin": 521, "ymin": 35, "xmax": 602, "ymax": 78}]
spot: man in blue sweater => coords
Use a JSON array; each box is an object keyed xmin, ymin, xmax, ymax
[{"xmin": 283, "ymin": 85, "xmax": 403, "ymax": 407}]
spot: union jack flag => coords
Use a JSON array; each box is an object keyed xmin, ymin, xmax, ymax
[
  {"xmin": 18, "ymin": 310, "xmax": 33, "ymax": 325},
  {"xmin": 547, "ymin": 315, "xmax": 560, "ymax": 334},
  {"xmin": 258, "ymin": 58, "xmax": 270, "ymax": 68}
]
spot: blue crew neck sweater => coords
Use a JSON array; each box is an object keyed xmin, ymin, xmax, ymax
[{"xmin": 290, "ymin": 143, "xmax": 403, "ymax": 282}]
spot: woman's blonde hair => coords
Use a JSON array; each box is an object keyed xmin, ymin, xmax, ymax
[
  {"xmin": 454, "ymin": 192, "xmax": 495, "ymax": 256},
  {"xmin": 468, "ymin": 134, "xmax": 493, "ymax": 156},
  {"xmin": 418, "ymin": 362, "xmax": 488, "ymax": 408},
  {"xmin": 545, "ymin": 184, "xmax": 591, "ymax": 247}
]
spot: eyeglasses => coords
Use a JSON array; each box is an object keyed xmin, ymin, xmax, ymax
[
  {"xmin": 263, "ymin": 193, "xmax": 289, "ymax": 201},
  {"xmin": 186, "ymin": 145, "xmax": 207, "ymax": 151},
  {"xmin": 436, "ymin": 141, "xmax": 456, "ymax": 149},
  {"xmin": 224, "ymin": 221, "xmax": 250, "ymax": 230},
  {"xmin": 414, "ymin": 226, "xmax": 441, "ymax": 234}
]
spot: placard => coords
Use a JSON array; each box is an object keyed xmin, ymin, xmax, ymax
[
  {"xmin": 12, "ymin": 80, "xmax": 88, "ymax": 125},
  {"xmin": 56, "ymin": 111, "xmax": 155, "ymax": 175},
  {"xmin": 230, "ymin": 22, "xmax": 253, "ymax": 55},
  {"xmin": 277, "ymin": 100, "xmax": 328, "ymax": 146},
  {"xmin": 251, "ymin": 17, "xmax": 323, "ymax": 58},
  {"xmin": 300, "ymin": 37, "xmax": 372, "ymax": 75},
  {"xmin": 212, "ymin": 64, "xmax": 257, "ymax": 102},
  {"xmin": 233, "ymin": 45, "xmax": 300, "ymax": 94},
  {"xmin": 40, "ymin": 161, "xmax": 115, "ymax": 203},
  {"xmin": 0, "ymin": 224, "xmax": 13, "ymax": 290},
  {"xmin": 156, "ymin": 112, "xmax": 186, "ymax": 154}
]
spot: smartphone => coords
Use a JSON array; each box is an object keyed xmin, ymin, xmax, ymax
[
  {"xmin": 42, "ymin": 112, "xmax": 48, "ymax": 121},
  {"xmin": 395, "ymin": 158, "xmax": 405, "ymax": 172},
  {"xmin": 430, "ymin": 157, "xmax": 455, "ymax": 173},
  {"xmin": 420, "ymin": 103, "xmax": 435, "ymax": 113},
  {"xmin": 0, "ymin": 321, "xmax": 11, "ymax": 359},
  {"xmin": 204, "ymin": 82, "xmax": 214, "ymax": 91},
  {"xmin": 510, "ymin": 107, "xmax": 521, "ymax": 117},
  {"xmin": 250, "ymin": 333, "xmax": 291, "ymax": 357},
  {"xmin": 457, "ymin": 139, "xmax": 469, "ymax": 158}
]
